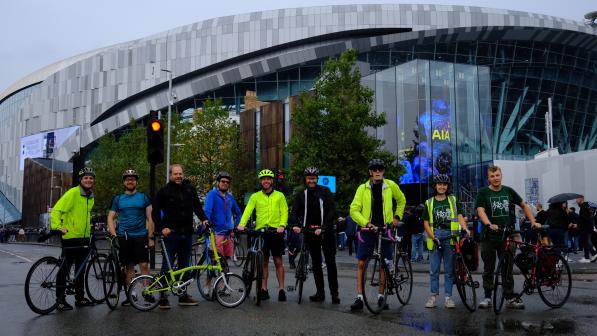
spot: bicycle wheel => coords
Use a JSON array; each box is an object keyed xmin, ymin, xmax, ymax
[
  {"xmin": 25, "ymin": 256, "xmax": 60, "ymax": 315},
  {"xmin": 103, "ymin": 256, "xmax": 120, "ymax": 310},
  {"xmin": 196, "ymin": 255, "xmax": 219, "ymax": 301},
  {"xmin": 394, "ymin": 254, "xmax": 413, "ymax": 305},
  {"xmin": 242, "ymin": 251, "xmax": 255, "ymax": 297},
  {"xmin": 455, "ymin": 257, "xmax": 477, "ymax": 312},
  {"xmin": 255, "ymin": 251, "xmax": 264, "ymax": 306},
  {"xmin": 214, "ymin": 273, "xmax": 247, "ymax": 308},
  {"xmin": 127, "ymin": 275, "xmax": 162, "ymax": 311},
  {"xmin": 85, "ymin": 253, "xmax": 108, "ymax": 303},
  {"xmin": 362, "ymin": 256, "xmax": 387, "ymax": 314},
  {"xmin": 234, "ymin": 244, "xmax": 246, "ymax": 267},
  {"xmin": 493, "ymin": 252, "xmax": 513, "ymax": 314},
  {"xmin": 295, "ymin": 252, "xmax": 307, "ymax": 304},
  {"xmin": 537, "ymin": 252, "xmax": 572, "ymax": 308}
]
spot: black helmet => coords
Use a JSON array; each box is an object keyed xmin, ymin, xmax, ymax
[
  {"xmin": 368, "ymin": 159, "xmax": 385, "ymax": 170},
  {"xmin": 216, "ymin": 171, "xmax": 231, "ymax": 181},
  {"xmin": 303, "ymin": 166, "xmax": 319, "ymax": 177},
  {"xmin": 78, "ymin": 167, "xmax": 95, "ymax": 178},
  {"xmin": 122, "ymin": 169, "xmax": 139, "ymax": 180},
  {"xmin": 433, "ymin": 174, "xmax": 450, "ymax": 184}
]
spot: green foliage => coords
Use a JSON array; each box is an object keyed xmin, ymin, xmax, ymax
[
  {"xmin": 287, "ymin": 49, "xmax": 404, "ymax": 214},
  {"xmin": 172, "ymin": 99, "xmax": 253, "ymax": 199},
  {"xmin": 88, "ymin": 121, "xmax": 153, "ymax": 211}
]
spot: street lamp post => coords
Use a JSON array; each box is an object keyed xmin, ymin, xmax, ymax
[{"xmin": 161, "ymin": 69, "xmax": 173, "ymax": 183}]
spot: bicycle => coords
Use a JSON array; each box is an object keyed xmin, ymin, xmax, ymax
[
  {"xmin": 102, "ymin": 235, "xmax": 125, "ymax": 310},
  {"xmin": 360, "ymin": 225, "xmax": 413, "ymax": 314},
  {"xmin": 127, "ymin": 227, "xmax": 245, "ymax": 310},
  {"xmin": 195, "ymin": 229, "xmax": 230, "ymax": 301},
  {"xmin": 492, "ymin": 225, "xmax": 572, "ymax": 314},
  {"xmin": 241, "ymin": 227, "xmax": 279, "ymax": 306},
  {"xmin": 292, "ymin": 226, "xmax": 321, "ymax": 304},
  {"xmin": 434, "ymin": 233, "xmax": 479, "ymax": 312},
  {"xmin": 232, "ymin": 234, "xmax": 246, "ymax": 267},
  {"xmin": 24, "ymin": 230, "xmax": 108, "ymax": 315}
]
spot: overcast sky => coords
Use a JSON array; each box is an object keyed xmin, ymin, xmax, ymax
[{"xmin": 1, "ymin": 0, "xmax": 595, "ymax": 93}]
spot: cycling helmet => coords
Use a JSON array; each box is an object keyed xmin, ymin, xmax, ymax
[
  {"xmin": 368, "ymin": 159, "xmax": 385, "ymax": 170},
  {"xmin": 122, "ymin": 169, "xmax": 139, "ymax": 180},
  {"xmin": 216, "ymin": 171, "xmax": 231, "ymax": 181},
  {"xmin": 433, "ymin": 174, "xmax": 451, "ymax": 184},
  {"xmin": 303, "ymin": 166, "xmax": 319, "ymax": 177},
  {"xmin": 78, "ymin": 167, "xmax": 95, "ymax": 178},
  {"xmin": 258, "ymin": 169, "xmax": 275, "ymax": 179}
]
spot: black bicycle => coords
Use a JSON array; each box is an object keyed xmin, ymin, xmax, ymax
[
  {"xmin": 361, "ymin": 226, "xmax": 413, "ymax": 314},
  {"xmin": 241, "ymin": 228, "xmax": 279, "ymax": 306},
  {"xmin": 293, "ymin": 226, "xmax": 322, "ymax": 304},
  {"xmin": 103, "ymin": 235, "xmax": 125, "ymax": 310},
  {"xmin": 24, "ymin": 230, "xmax": 108, "ymax": 314}
]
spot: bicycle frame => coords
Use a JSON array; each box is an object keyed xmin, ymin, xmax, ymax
[
  {"xmin": 57, "ymin": 233, "xmax": 101, "ymax": 287},
  {"xmin": 500, "ymin": 228, "xmax": 547, "ymax": 294}
]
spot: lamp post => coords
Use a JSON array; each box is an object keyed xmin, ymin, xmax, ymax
[{"xmin": 161, "ymin": 69, "xmax": 173, "ymax": 183}]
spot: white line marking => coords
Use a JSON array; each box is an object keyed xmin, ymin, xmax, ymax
[{"xmin": 0, "ymin": 249, "xmax": 34, "ymax": 263}]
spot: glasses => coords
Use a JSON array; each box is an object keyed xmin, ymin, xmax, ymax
[
  {"xmin": 370, "ymin": 167, "xmax": 384, "ymax": 172},
  {"xmin": 219, "ymin": 180, "xmax": 231, "ymax": 184}
]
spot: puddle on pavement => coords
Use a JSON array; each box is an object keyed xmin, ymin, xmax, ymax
[
  {"xmin": 569, "ymin": 295, "xmax": 595, "ymax": 305},
  {"xmin": 398, "ymin": 313, "xmax": 576, "ymax": 335}
]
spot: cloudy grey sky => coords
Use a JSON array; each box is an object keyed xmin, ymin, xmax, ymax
[{"xmin": 1, "ymin": 0, "xmax": 594, "ymax": 93}]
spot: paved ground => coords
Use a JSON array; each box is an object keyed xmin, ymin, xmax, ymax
[{"xmin": 1, "ymin": 242, "xmax": 596, "ymax": 335}]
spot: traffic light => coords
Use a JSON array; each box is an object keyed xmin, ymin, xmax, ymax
[{"xmin": 147, "ymin": 110, "xmax": 164, "ymax": 164}]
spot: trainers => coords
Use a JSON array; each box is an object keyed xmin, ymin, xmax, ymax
[
  {"xmin": 591, "ymin": 254, "xmax": 597, "ymax": 263},
  {"xmin": 478, "ymin": 297, "xmax": 492, "ymax": 309},
  {"xmin": 506, "ymin": 298, "xmax": 525, "ymax": 309},
  {"xmin": 258, "ymin": 289, "xmax": 270, "ymax": 301},
  {"xmin": 158, "ymin": 297, "xmax": 171, "ymax": 309},
  {"xmin": 74, "ymin": 298, "xmax": 94, "ymax": 307},
  {"xmin": 57, "ymin": 299, "xmax": 73, "ymax": 311},
  {"xmin": 309, "ymin": 293, "xmax": 325, "ymax": 302},
  {"xmin": 425, "ymin": 295, "xmax": 437, "ymax": 308},
  {"xmin": 178, "ymin": 295, "xmax": 199, "ymax": 306},
  {"xmin": 278, "ymin": 289, "xmax": 287, "ymax": 302},
  {"xmin": 444, "ymin": 297, "xmax": 456, "ymax": 309},
  {"xmin": 350, "ymin": 297, "xmax": 364, "ymax": 311},
  {"xmin": 331, "ymin": 295, "xmax": 341, "ymax": 304},
  {"xmin": 377, "ymin": 296, "xmax": 389, "ymax": 310},
  {"xmin": 578, "ymin": 258, "xmax": 591, "ymax": 263}
]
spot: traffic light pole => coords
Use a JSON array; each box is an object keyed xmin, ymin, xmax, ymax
[
  {"xmin": 163, "ymin": 69, "xmax": 173, "ymax": 183},
  {"xmin": 149, "ymin": 162, "xmax": 156, "ymax": 269}
]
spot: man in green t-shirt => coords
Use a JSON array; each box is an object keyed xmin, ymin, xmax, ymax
[{"xmin": 475, "ymin": 165, "xmax": 538, "ymax": 309}]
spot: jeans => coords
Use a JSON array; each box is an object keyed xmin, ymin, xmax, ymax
[
  {"xmin": 160, "ymin": 233, "xmax": 193, "ymax": 278},
  {"xmin": 411, "ymin": 232, "xmax": 425, "ymax": 261},
  {"xmin": 337, "ymin": 232, "xmax": 347, "ymax": 250},
  {"xmin": 580, "ymin": 231, "xmax": 596, "ymax": 259},
  {"xmin": 429, "ymin": 229, "xmax": 454, "ymax": 296}
]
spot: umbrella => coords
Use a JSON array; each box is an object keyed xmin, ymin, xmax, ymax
[
  {"xmin": 547, "ymin": 193, "xmax": 583, "ymax": 204},
  {"xmin": 588, "ymin": 201, "xmax": 597, "ymax": 208}
]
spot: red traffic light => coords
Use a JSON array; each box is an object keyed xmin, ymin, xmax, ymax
[{"xmin": 151, "ymin": 120, "xmax": 162, "ymax": 132}]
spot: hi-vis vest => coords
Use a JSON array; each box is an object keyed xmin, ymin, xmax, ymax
[{"xmin": 426, "ymin": 195, "xmax": 460, "ymax": 250}]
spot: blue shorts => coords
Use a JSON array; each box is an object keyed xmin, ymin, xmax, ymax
[{"xmin": 356, "ymin": 230, "xmax": 394, "ymax": 261}]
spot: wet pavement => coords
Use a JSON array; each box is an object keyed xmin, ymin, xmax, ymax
[{"xmin": 1, "ymin": 242, "xmax": 596, "ymax": 335}]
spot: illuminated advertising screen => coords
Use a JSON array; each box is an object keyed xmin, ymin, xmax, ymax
[
  {"xmin": 19, "ymin": 126, "xmax": 79, "ymax": 170},
  {"xmin": 318, "ymin": 175, "xmax": 336, "ymax": 193}
]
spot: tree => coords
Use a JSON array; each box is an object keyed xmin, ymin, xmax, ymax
[
  {"xmin": 88, "ymin": 121, "xmax": 153, "ymax": 211},
  {"xmin": 287, "ymin": 49, "xmax": 403, "ymax": 213},
  {"xmin": 173, "ymin": 99, "xmax": 253, "ymax": 198}
]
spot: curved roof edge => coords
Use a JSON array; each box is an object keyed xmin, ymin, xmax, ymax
[{"xmin": 1, "ymin": 3, "xmax": 595, "ymax": 101}]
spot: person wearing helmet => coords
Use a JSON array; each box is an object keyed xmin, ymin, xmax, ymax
[
  {"xmin": 107, "ymin": 169, "xmax": 155, "ymax": 306},
  {"xmin": 423, "ymin": 174, "xmax": 470, "ymax": 309},
  {"xmin": 50, "ymin": 167, "xmax": 96, "ymax": 310},
  {"xmin": 238, "ymin": 169, "xmax": 289, "ymax": 301},
  {"xmin": 204, "ymin": 171, "xmax": 242, "ymax": 260},
  {"xmin": 152, "ymin": 164, "xmax": 208, "ymax": 309},
  {"xmin": 291, "ymin": 166, "xmax": 340, "ymax": 304},
  {"xmin": 349, "ymin": 159, "xmax": 406, "ymax": 311}
]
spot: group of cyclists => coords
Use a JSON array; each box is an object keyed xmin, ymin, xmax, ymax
[{"xmin": 49, "ymin": 158, "xmax": 553, "ymax": 313}]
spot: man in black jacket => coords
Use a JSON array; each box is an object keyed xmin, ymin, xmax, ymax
[
  {"xmin": 292, "ymin": 167, "xmax": 340, "ymax": 304},
  {"xmin": 576, "ymin": 196, "xmax": 597, "ymax": 263},
  {"xmin": 152, "ymin": 164, "xmax": 208, "ymax": 308}
]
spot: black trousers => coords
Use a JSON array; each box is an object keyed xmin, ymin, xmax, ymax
[
  {"xmin": 306, "ymin": 231, "xmax": 339, "ymax": 297},
  {"xmin": 57, "ymin": 238, "xmax": 90, "ymax": 300}
]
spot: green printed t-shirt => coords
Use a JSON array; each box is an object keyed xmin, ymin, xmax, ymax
[
  {"xmin": 422, "ymin": 197, "xmax": 462, "ymax": 229},
  {"xmin": 474, "ymin": 186, "xmax": 523, "ymax": 241}
]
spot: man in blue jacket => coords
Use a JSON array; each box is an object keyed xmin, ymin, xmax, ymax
[{"xmin": 204, "ymin": 172, "xmax": 242, "ymax": 260}]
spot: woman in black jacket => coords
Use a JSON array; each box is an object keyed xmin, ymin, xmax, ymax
[{"xmin": 547, "ymin": 202, "xmax": 572, "ymax": 249}]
